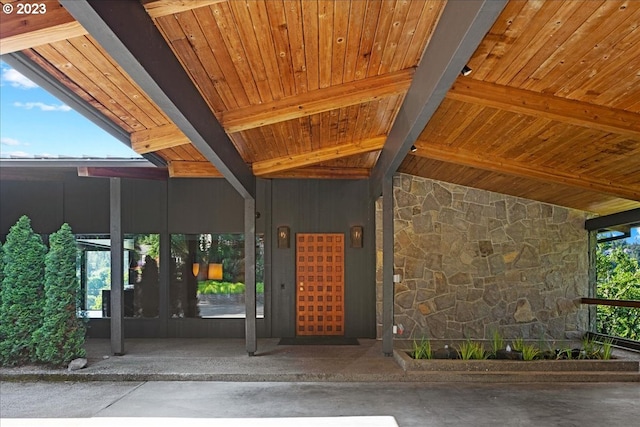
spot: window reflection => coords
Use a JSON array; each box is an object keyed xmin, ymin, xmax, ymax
[
  {"xmin": 74, "ymin": 233, "xmax": 263, "ymax": 320},
  {"xmin": 170, "ymin": 233, "xmax": 264, "ymax": 318},
  {"xmin": 76, "ymin": 234, "xmax": 160, "ymax": 318}
]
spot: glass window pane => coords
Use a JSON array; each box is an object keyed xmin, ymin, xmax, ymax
[
  {"xmin": 76, "ymin": 234, "xmax": 160, "ymax": 319},
  {"xmin": 595, "ymin": 224, "xmax": 640, "ymax": 340},
  {"xmin": 77, "ymin": 235, "xmax": 111, "ymax": 319},
  {"xmin": 127, "ymin": 234, "xmax": 160, "ymax": 318},
  {"xmin": 170, "ymin": 233, "xmax": 264, "ymax": 319}
]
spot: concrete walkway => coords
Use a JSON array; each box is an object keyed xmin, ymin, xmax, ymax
[
  {"xmin": 2, "ymin": 339, "xmax": 640, "ymax": 426},
  {"xmin": 2, "ymin": 380, "xmax": 640, "ymax": 426},
  {"xmin": 1, "ymin": 338, "xmax": 405, "ymax": 382},
  {"xmin": 1, "ymin": 338, "xmax": 638, "ymax": 383}
]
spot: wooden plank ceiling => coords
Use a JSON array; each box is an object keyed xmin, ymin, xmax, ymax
[
  {"xmin": 1, "ymin": 0, "xmax": 639, "ymax": 216},
  {"xmin": 400, "ymin": 0, "xmax": 640, "ymax": 215}
]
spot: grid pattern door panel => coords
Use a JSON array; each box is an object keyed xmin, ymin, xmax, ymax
[{"xmin": 296, "ymin": 233, "xmax": 344, "ymax": 336}]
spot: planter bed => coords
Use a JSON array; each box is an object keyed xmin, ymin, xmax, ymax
[{"xmin": 393, "ymin": 349, "xmax": 640, "ymax": 373}]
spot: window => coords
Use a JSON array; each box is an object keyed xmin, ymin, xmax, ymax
[
  {"xmin": 595, "ymin": 224, "xmax": 640, "ymax": 340},
  {"xmin": 77, "ymin": 234, "xmax": 160, "ymax": 319},
  {"xmin": 169, "ymin": 233, "xmax": 264, "ymax": 318}
]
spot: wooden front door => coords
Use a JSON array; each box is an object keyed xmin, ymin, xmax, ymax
[{"xmin": 296, "ymin": 233, "xmax": 344, "ymax": 336}]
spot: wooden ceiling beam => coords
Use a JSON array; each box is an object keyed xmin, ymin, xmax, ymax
[
  {"xmin": 0, "ymin": 0, "xmax": 85, "ymax": 54},
  {"xmin": 131, "ymin": 124, "xmax": 189, "ymax": 154},
  {"xmin": 78, "ymin": 166, "xmax": 168, "ymax": 180},
  {"xmin": 221, "ymin": 69, "xmax": 414, "ymax": 133},
  {"xmin": 168, "ymin": 161, "xmax": 223, "ymax": 178},
  {"xmin": 0, "ymin": 0, "xmax": 223, "ymax": 54},
  {"xmin": 142, "ymin": 0, "xmax": 226, "ymax": 18},
  {"xmin": 369, "ymin": 0, "xmax": 508, "ymax": 197},
  {"xmin": 252, "ymin": 136, "xmax": 386, "ymax": 176},
  {"xmin": 61, "ymin": 0, "xmax": 255, "ymax": 198},
  {"xmin": 264, "ymin": 166, "xmax": 371, "ymax": 180},
  {"xmin": 448, "ymin": 79, "xmax": 640, "ymax": 138},
  {"xmin": 414, "ymin": 145, "xmax": 640, "ymax": 201}
]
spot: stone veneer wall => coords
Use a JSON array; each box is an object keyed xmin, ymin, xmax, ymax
[{"xmin": 376, "ymin": 174, "xmax": 590, "ymax": 341}]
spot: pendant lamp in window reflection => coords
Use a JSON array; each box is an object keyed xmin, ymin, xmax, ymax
[
  {"xmin": 208, "ymin": 263, "xmax": 223, "ymax": 280},
  {"xmin": 192, "ymin": 262, "xmax": 200, "ymax": 277}
]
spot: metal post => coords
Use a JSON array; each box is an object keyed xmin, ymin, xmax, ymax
[
  {"xmin": 110, "ymin": 177, "xmax": 124, "ymax": 355},
  {"xmin": 245, "ymin": 197, "xmax": 257, "ymax": 355},
  {"xmin": 159, "ymin": 231, "xmax": 170, "ymax": 337},
  {"xmin": 382, "ymin": 175, "xmax": 394, "ymax": 356},
  {"xmin": 587, "ymin": 231, "xmax": 597, "ymax": 333}
]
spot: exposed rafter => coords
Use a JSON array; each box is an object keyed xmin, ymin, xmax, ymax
[
  {"xmin": 2, "ymin": 51, "xmax": 165, "ymax": 167},
  {"xmin": 0, "ymin": 0, "xmax": 80, "ymax": 54},
  {"xmin": 265, "ymin": 167, "xmax": 371, "ymax": 180},
  {"xmin": 448, "ymin": 79, "xmax": 640, "ymax": 138},
  {"xmin": 60, "ymin": 0, "xmax": 255, "ymax": 198},
  {"xmin": 169, "ymin": 161, "xmax": 371, "ymax": 180},
  {"xmin": 0, "ymin": 0, "xmax": 224, "ymax": 54},
  {"xmin": 131, "ymin": 124, "xmax": 189, "ymax": 154},
  {"xmin": 0, "ymin": 22, "xmax": 85, "ymax": 55},
  {"xmin": 78, "ymin": 166, "xmax": 168, "ymax": 180},
  {"xmin": 413, "ymin": 145, "xmax": 640, "ymax": 201},
  {"xmin": 168, "ymin": 161, "xmax": 222, "ymax": 178},
  {"xmin": 221, "ymin": 70, "xmax": 414, "ymax": 133},
  {"xmin": 252, "ymin": 137, "xmax": 386, "ymax": 176},
  {"xmin": 369, "ymin": 0, "xmax": 508, "ymax": 197},
  {"xmin": 141, "ymin": 0, "xmax": 226, "ymax": 18}
]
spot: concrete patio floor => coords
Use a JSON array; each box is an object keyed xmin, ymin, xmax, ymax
[
  {"xmin": 2, "ymin": 338, "xmax": 639, "ymax": 426},
  {"xmin": 1, "ymin": 338, "xmax": 638, "ymax": 383}
]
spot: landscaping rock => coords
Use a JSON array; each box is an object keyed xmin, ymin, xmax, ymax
[
  {"xmin": 433, "ymin": 347, "xmax": 459, "ymax": 359},
  {"xmin": 495, "ymin": 349, "xmax": 523, "ymax": 360},
  {"xmin": 68, "ymin": 358, "xmax": 87, "ymax": 371}
]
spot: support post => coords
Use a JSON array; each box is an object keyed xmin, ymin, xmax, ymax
[
  {"xmin": 382, "ymin": 175, "xmax": 395, "ymax": 356},
  {"xmin": 159, "ymin": 231, "xmax": 170, "ymax": 337},
  {"xmin": 245, "ymin": 197, "xmax": 257, "ymax": 356},
  {"xmin": 587, "ymin": 231, "xmax": 598, "ymax": 333},
  {"xmin": 109, "ymin": 177, "xmax": 124, "ymax": 355}
]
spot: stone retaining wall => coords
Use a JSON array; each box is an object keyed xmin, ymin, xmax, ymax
[{"xmin": 376, "ymin": 174, "xmax": 590, "ymax": 340}]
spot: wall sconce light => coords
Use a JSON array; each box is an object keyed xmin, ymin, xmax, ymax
[
  {"xmin": 461, "ymin": 65, "xmax": 472, "ymax": 76},
  {"xmin": 207, "ymin": 263, "xmax": 223, "ymax": 280},
  {"xmin": 277, "ymin": 226, "xmax": 290, "ymax": 249},
  {"xmin": 192, "ymin": 262, "xmax": 200, "ymax": 277},
  {"xmin": 350, "ymin": 225, "xmax": 363, "ymax": 248}
]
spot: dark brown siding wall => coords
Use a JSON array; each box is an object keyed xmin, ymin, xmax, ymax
[
  {"xmin": 270, "ymin": 179, "xmax": 376, "ymax": 338},
  {"xmin": 0, "ymin": 171, "xmax": 376, "ymax": 338}
]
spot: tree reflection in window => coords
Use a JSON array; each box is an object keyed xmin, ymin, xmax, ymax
[
  {"xmin": 170, "ymin": 233, "xmax": 264, "ymax": 318},
  {"xmin": 76, "ymin": 234, "xmax": 160, "ymax": 318}
]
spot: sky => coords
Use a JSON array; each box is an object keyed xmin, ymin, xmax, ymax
[{"xmin": 0, "ymin": 61, "xmax": 140, "ymax": 159}]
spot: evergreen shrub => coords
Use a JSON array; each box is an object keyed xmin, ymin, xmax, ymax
[
  {"xmin": 35, "ymin": 223, "xmax": 86, "ymax": 366},
  {"xmin": 0, "ymin": 216, "xmax": 46, "ymax": 366}
]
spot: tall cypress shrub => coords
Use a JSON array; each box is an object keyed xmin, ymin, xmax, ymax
[
  {"xmin": 35, "ymin": 223, "xmax": 86, "ymax": 365},
  {"xmin": 0, "ymin": 241, "xmax": 4, "ymax": 306},
  {"xmin": 0, "ymin": 216, "xmax": 46, "ymax": 366}
]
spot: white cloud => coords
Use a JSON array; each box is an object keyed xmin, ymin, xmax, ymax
[
  {"xmin": 1, "ymin": 137, "xmax": 22, "ymax": 146},
  {"xmin": 0, "ymin": 138, "xmax": 31, "ymax": 157},
  {"xmin": 4, "ymin": 151, "xmax": 31, "ymax": 157},
  {"xmin": 13, "ymin": 101, "xmax": 72, "ymax": 112},
  {"xmin": 1, "ymin": 67, "xmax": 38, "ymax": 89}
]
